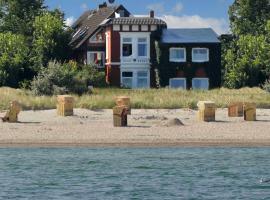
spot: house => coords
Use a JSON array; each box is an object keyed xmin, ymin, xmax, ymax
[{"xmin": 70, "ymin": 3, "xmax": 221, "ymax": 89}]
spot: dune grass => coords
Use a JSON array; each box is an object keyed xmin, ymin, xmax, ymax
[{"xmin": 0, "ymin": 87, "xmax": 269, "ymax": 111}]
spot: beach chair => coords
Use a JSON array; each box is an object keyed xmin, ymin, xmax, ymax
[
  {"xmin": 1, "ymin": 101, "xmax": 21, "ymax": 123},
  {"xmin": 115, "ymin": 96, "xmax": 131, "ymax": 115},
  {"xmin": 113, "ymin": 106, "xmax": 128, "ymax": 127}
]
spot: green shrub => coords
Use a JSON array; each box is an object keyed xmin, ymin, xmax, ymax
[
  {"xmin": 263, "ymin": 79, "xmax": 270, "ymax": 93},
  {"xmin": 31, "ymin": 61, "xmax": 107, "ymax": 96}
]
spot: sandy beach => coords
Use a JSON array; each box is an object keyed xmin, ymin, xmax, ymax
[{"xmin": 0, "ymin": 109, "xmax": 270, "ymax": 147}]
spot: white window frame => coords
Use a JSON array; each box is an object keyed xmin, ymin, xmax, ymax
[
  {"xmin": 137, "ymin": 71, "xmax": 149, "ymax": 88},
  {"xmin": 87, "ymin": 51, "xmax": 105, "ymax": 68},
  {"xmin": 192, "ymin": 48, "xmax": 209, "ymax": 63},
  {"xmin": 121, "ymin": 71, "xmax": 134, "ymax": 88},
  {"xmin": 89, "ymin": 32, "xmax": 104, "ymax": 43},
  {"xmin": 122, "ymin": 37, "xmax": 133, "ymax": 58},
  {"xmin": 137, "ymin": 37, "xmax": 148, "ymax": 58},
  {"xmin": 169, "ymin": 48, "xmax": 186, "ymax": 62},
  {"xmin": 192, "ymin": 78, "xmax": 209, "ymax": 90},
  {"xmin": 169, "ymin": 78, "xmax": 187, "ymax": 89}
]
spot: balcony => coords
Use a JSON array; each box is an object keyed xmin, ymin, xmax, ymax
[{"xmin": 121, "ymin": 57, "xmax": 150, "ymax": 64}]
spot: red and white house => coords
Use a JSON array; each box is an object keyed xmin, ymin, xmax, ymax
[{"xmin": 70, "ymin": 3, "xmax": 221, "ymax": 89}]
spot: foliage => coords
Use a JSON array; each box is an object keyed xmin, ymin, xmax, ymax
[
  {"xmin": 224, "ymin": 34, "xmax": 270, "ymax": 88},
  {"xmin": 223, "ymin": 0, "xmax": 270, "ymax": 88},
  {"xmin": 0, "ymin": 32, "xmax": 29, "ymax": 87},
  {"xmin": 32, "ymin": 11, "xmax": 72, "ymax": 69},
  {"xmin": 263, "ymin": 79, "xmax": 270, "ymax": 93},
  {"xmin": 0, "ymin": 0, "xmax": 45, "ymax": 36},
  {"xmin": 229, "ymin": 0, "xmax": 270, "ymax": 35},
  {"xmin": 31, "ymin": 61, "xmax": 106, "ymax": 96}
]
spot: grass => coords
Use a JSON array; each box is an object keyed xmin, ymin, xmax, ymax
[{"xmin": 0, "ymin": 87, "xmax": 270, "ymax": 111}]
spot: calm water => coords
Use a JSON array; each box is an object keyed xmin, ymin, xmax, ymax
[{"xmin": 0, "ymin": 148, "xmax": 270, "ymax": 199}]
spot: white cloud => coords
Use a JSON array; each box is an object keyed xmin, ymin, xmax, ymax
[
  {"xmin": 147, "ymin": 2, "xmax": 165, "ymax": 14},
  {"xmin": 65, "ymin": 16, "xmax": 76, "ymax": 27},
  {"xmin": 81, "ymin": 3, "xmax": 88, "ymax": 11},
  {"xmin": 160, "ymin": 15, "xmax": 229, "ymax": 35},
  {"xmin": 172, "ymin": 3, "xmax": 183, "ymax": 13}
]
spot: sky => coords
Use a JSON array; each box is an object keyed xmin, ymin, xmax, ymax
[{"xmin": 44, "ymin": 0, "xmax": 234, "ymax": 35}]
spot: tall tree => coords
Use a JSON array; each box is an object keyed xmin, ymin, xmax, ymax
[
  {"xmin": 0, "ymin": 0, "xmax": 45, "ymax": 35},
  {"xmin": 31, "ymin": 10, "xmax": 72, "ymax": 69},
  {"xmin": 229, "ymin": 0, "xmax": 270, "ymax": 35}
]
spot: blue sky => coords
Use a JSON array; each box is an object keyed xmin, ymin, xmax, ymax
[{"xmin": 45, "ymin": 0, "xmax": 234, "ymax": 34}]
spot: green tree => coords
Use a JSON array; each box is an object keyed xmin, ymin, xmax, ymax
[
  {"xmin": 0, "ymin": 32, "xmax": 29, "ymax": 87},
  {"xmin": 229, "ymin": 0, "xmax": 270, "ymax": 35},
  {"xmin": 31, "ymin": 10, "xmax": 72, "ymax": 69},
  {"xmin": 0, "ymin": 0, "xmax": 45, "ymax": 35}
]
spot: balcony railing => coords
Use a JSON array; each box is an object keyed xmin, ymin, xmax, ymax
[{"xmin": 121, "ymin": 57, "xmax": 150, "ymax": 64}]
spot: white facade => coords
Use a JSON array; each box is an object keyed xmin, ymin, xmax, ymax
[{"xmin": 119, "ymin": 32, "xmax": 151, "ymax": 88}]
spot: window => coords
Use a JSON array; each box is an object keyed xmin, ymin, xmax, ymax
[
  {"xmin": 169, "ymin": 48, "xmax": 186, "ymax": 62},
  {"xmin": 122, "ymin": 38, "xmax": 132, "ymax": 57},
  {"xmin": 87, "ymin": 52, "xmax": 105, "ymax": 68},
  {"xmin": 137, "ymin": 71, "xmax": 148, "ymax": 88},
  {"xmin": 132, "ymin": 25, "xmax": 139, "ymax": 31},
  {"xmin": 89, "ymin": 32, "xmax": 104, "ymax": 43},
  {"xmin": 122, "ymin": 72, "xmax": 133, "ymax": 88},
  {"xmin": 192, "ymin": 48, "xmax": 209, "ymax": 62},
  {"xmin": 169, "ymin": 78, "xmax": 187, "ymax": 89},
  {"xmin": 138, "ymin": 38, "xmax": 147, "ymax": 57},
  {"xmin": 192, "ymin": 78, "xmax": 209, "ymax": 90},
  {"xmin": 151, "ymin": 25, "xmax": 157, "ymax": 31}
]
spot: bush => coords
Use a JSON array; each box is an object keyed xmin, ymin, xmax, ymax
[
  {"xmin": 31, "ymin": 61, "xmax": 107, "ymax": 96},
  {"xmin": 263, "ymin": 79, "xmax": 270, "ymax": 93}
]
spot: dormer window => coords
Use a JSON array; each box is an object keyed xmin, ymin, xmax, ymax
[{"xmin": 89, "ymin": 32, "xmax": 104, "ymax": 43}]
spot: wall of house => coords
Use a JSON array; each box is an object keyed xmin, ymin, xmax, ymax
[{"xmin": 158, "ymin": 43, "xmax": 221, "ymax": 88}]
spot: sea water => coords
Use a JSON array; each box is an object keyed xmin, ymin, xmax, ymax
[{"xmin": 0, "ymin": 148, "xmax": 270, "ymax": 199}]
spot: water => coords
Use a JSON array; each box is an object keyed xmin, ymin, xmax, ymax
[{"xmin": 0, "ymin": 148, "xmax": 270, "ymax": 199}]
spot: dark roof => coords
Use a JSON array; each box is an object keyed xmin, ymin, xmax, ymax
[
  {"xmin": 162, "ymin": 28, "xmax": 220, "ymax": 43},
  {"xmin": 108, "ymin": 17, "xmax": 167, "ymax": 25},
  {"xmin": 70, "ymin": 5, "xmax": 129, "ymax": 49}
]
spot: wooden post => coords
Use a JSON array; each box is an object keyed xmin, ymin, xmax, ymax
[
  {"xmin": 197, "ymin": 101, "xmax": 216, "ymax": 122},
  {"xmin": 228, "ymin": 102, "xmax": 244, "ymax": 117},
  {"xmin": 57, "ymin": 95, "xmax": 74, "ymax": 116},
  {"xmin": 2, "ymin": 101, "xmax": 21, "ymax": 123},
  {"xmin": 244, "ymin": 103, "xmax": 256, "ymax": 121},
  {"xmin": 115, "ymin": 96, "xmax": 131, "ymax": 115},
  {"xmin": 113, "ymin": 106, "xmax": 128, "ymax": 127}
]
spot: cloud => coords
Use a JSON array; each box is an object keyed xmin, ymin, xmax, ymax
[
  {"xmin": 65, "ymin": 16, "xmax": 76, "ymax": 27},
  {"xmin": 172, "ymin": 3, "xmax": 183, "ymax": 13},
  {"xmin": 160, "ymin": 15, "xmax": 229, "ymax": 35},
  {"xmin": 147, "ymin": 2, "xmax": 165, "ymax": 14},
  {"xmin": 81, "ymin": 3, "xmax": 88, "ymax": 11}
]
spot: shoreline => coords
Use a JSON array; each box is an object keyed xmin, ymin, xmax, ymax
[{"xmin": 1, "ymin": 109, "xmax": 270, "ymax": 148}]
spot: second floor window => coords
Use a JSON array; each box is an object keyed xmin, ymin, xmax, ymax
[
  {"xmin": 122, "ymin": 38, "xmax": 132, "ymax": 57},
  {"xmin": 192, "ymin": 48, "xmax": 209, "ymax": 62},
  {"xmin": 138, "ymin": 38, "xmax": 147, "ymax": 57},
  {"xmin": 169, "ymin": 48, "xmax": 186, "ymax": 62}
]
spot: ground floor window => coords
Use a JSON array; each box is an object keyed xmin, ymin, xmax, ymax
[
  {"xmin": 192, "ymin": 78, "xmax": 209, "ymax": 90},
  {"xmin": 122, "ymin": 72, "xmax": 133, "ymax": 88},
  {"xmin": 169, "ymin": 78, "xmax": 187, "ymax": 89},
  {"xmin": 121, "ymin": 70, "xmax": 149, "ymax": 89},
  {"xmin": 87, "ymin": 51, "xmax": 105, "ymax": 68}
]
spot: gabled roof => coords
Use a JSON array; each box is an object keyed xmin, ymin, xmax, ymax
[
  {"xmin": 162, "ymin": 28, "xmax": 220, "ymax": 43},
  {"xmin": 70, "ymin": 5, "xmax": 130, "ymax": 49},
  {"xmin": 107, "ymin": 17, "xmax": 167, "ymax": 25}
]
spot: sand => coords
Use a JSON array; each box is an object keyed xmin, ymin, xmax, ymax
[{"xmin": 0, "ymin": 109, "xmax": 270, "ymax": 147}]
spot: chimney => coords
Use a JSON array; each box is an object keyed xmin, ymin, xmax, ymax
[
  {"xmin": 99, "ymin": 2, "xmax": 107, "ymax": 9},
  {"xmin": 150, "ymin": 10, "xmax": 154, "ymax": 18}
]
